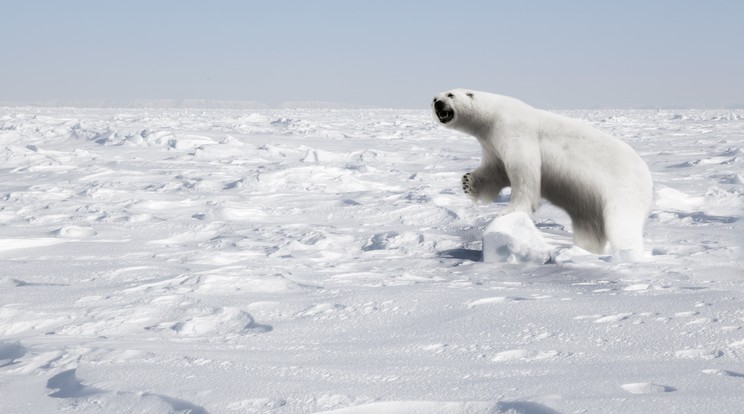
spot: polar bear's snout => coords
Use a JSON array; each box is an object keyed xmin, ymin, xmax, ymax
[{"xmin": 433, "ymin": 98, "xmax": 455, "ymax": 124}]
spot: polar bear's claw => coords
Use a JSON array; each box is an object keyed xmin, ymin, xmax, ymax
[{"xmin": 462, "ymin": 172, "xmax": 476, "ymax": 199}]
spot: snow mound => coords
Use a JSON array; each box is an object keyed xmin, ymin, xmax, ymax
[
  {"xmin": 491, "ymin": 349, "xmax": 562, "ymax": 362},
  {"xmin": 482, "ymin": 212, "xmax": 551, "ymax": 264},
  {"xmin": 52, "ymin": 226, "xmax": 97, "ymax": 238},
  {"xmin": 654, "ymin": 185, "xmax": 742, "ymax": 221},
  {"xmin": 315, "ymin": 400, "xmax": 560, "ymax": 414},
  {"xmin": 621, "ymin": 383, "xmax": 676, "ymax": 394},
  {"xmin": 171, "ymin": 306, "xmax": 272, "ymax": 336}
]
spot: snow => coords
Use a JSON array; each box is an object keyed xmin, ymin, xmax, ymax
[
  {"xmin": 481, "ymin": 212, "xmax": 551, "ymax": 264},
  {"xmin": 0, "ymin": 106, "xmax": 743, "ymax": 413}
]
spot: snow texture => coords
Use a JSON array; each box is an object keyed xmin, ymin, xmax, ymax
[{"xmin": 0, "ymin": 107, "xmax": 743, "ymax": 413}]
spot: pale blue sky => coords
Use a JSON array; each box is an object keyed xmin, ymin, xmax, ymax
[{"xmin": 2, "ymin": 0, "xmax": 742, "ymax": 108}]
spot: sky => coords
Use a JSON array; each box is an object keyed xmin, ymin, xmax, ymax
[{"xmin": 1, "ymin": 0, "xmax": 743, "ymax": 108}]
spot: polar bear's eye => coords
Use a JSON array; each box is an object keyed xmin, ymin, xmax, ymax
[
  {"xmin": 466, "ymin": 92, "xmax": 474, "ymax": 98},
  {"xmin": 447, "ymin": 93, "xmax": 454, "ymax": 98}
]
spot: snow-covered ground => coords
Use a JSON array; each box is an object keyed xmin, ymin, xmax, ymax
[{"xmin": 0, "ymin": 106, "xmax": 742, "ymax": 413}]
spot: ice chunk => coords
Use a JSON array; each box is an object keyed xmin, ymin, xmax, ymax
[{"xmin": 482, "ymin": 212, "xmax": 550, "ymax": 264}]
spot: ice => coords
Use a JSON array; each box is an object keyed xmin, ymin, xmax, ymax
[
  {"xmin": 0, "ymin": 106, "xmax": 742, "ymax": 413},
  {"xmin": 481, "ymin": 212, "xmax": 551, "ymax": 264}
]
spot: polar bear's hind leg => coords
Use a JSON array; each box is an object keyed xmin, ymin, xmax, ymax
[
  {"xmin": 604, "ymin": 206, "xmax": 647, "ymax": 261},
  {"xmin": 541, "ymin": 170, "xmax": 607, "ymax": 254},
  {"xmin": 570, "ymin": 214, "xmax": 607, "ymax": 254}
]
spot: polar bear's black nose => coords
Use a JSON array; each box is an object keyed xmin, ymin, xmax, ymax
[{"xmin": 434, "ymin": 100, "xmax": 445, "ymax": 111}]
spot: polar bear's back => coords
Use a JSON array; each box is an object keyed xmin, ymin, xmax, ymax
[
  {"xmin": 473, "ymin": 91, "xmax": 652, "ymax": 210},
  {"xmin": 536, "ymin": 109, "xmax": 652, "ymax": 203}
]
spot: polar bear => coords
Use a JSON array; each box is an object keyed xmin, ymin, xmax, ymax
[{"xmin": 433, "ymin": 89, "xmax": 653, "ymax": 260}]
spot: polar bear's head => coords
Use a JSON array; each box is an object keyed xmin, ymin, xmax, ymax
[{"xmin": 432, "ymin": 89, "xmax": 483, "ymax": 134}]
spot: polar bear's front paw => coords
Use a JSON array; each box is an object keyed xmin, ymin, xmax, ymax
[{"xmin": 462, "ymin": 172, "xmax": 477, "ymax": 200}]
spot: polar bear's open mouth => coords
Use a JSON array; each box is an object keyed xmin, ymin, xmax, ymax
[
  {"xmin": 433, "ymin": 98, "xmax": 455, "ymax": 124},
  {"xmin": 436, "ymin": 108, "xmax": 455, "ymax": 124},
  {"xmin": 435, "ymin": 107, "xmax": 455, "ymax": 124}
]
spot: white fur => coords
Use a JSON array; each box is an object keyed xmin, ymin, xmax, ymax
[{"xmin": 433, "ymin": 89, "xmax": 653, "ymax": 259}]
